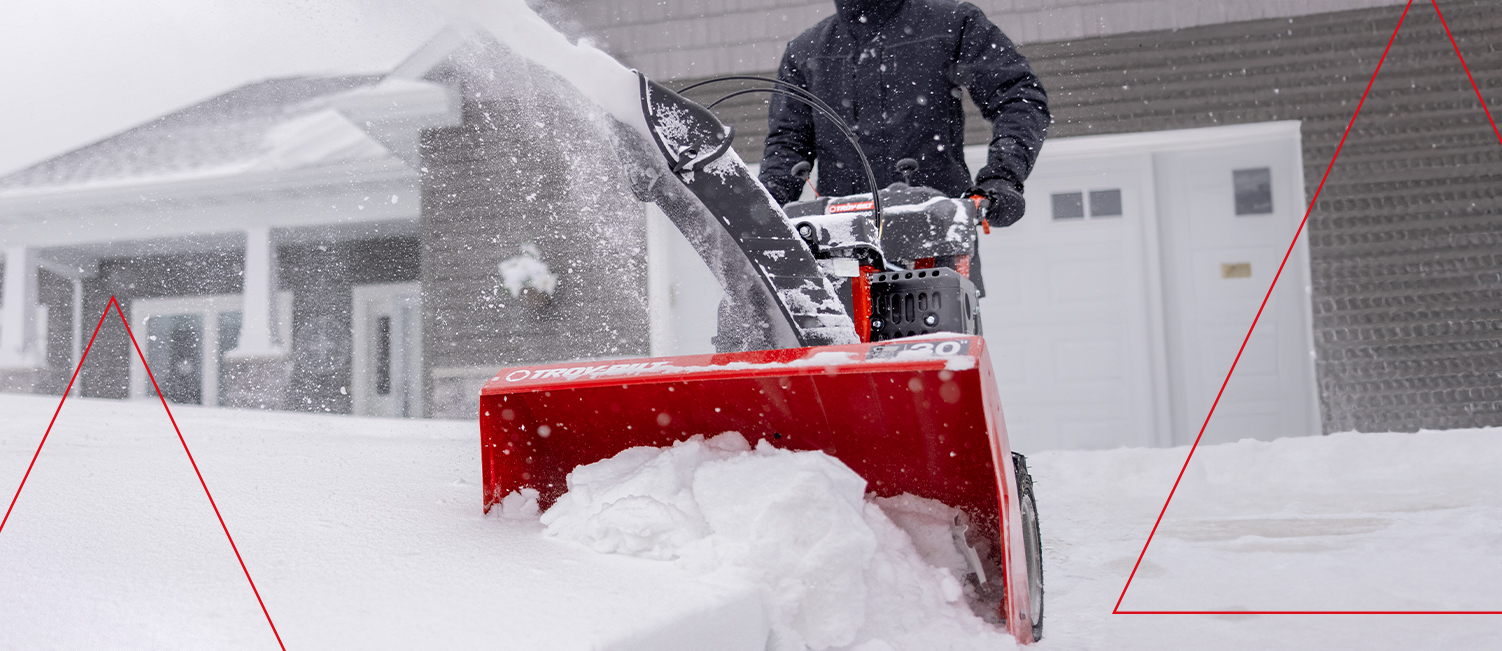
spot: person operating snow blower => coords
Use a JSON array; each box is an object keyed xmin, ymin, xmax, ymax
[
  {"xmin": 759, "ymin": 0, "xmax": 1050, "ymax": 233},
  {"xmin": 483, "ymin": 7, "xmax": 1052, "ymax": 639}
]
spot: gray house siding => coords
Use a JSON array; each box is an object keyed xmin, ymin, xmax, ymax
[
  {"xmin": 674, "ymin": 0, "xmax": 1502, "ymax": 433},
  {"xmin": 281, "ymin": 237, "xmax": 421, "ymax": 414},
  {"xmin": 555, "ymin": 0, "xmax": 1408, "ymax": 81}
]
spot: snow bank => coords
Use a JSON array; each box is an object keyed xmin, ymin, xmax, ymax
[{"xmin": 533, "ymin": 433, "xmax": 1014, "ymax": 651}]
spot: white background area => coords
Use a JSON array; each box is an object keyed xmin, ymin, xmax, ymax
[{"xmin": 0, "ymin": 0, "xmax": 445, "ymax": 177}]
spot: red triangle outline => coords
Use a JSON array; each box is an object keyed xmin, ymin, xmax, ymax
[
  {"xmin": 0, "ymin": 296, "xmax": 288, "ymax": 647},
  {"xmin": 1114, "ymin": 0, "xmax": 1502, "ymax": 616}
]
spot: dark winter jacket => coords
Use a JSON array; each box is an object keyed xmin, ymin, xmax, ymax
[{"xmin": 759, "ymin": 0, "xmax": 1049, "ymax": 205}]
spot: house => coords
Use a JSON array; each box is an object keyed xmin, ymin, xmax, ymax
[
  {"xmin": 0, "ymin": 30, "xmax": 652, "ymax": 420},
  {"xmin": 0, "ymin": 71, "xmax": 437, "ymax": 410},
  {"xmin": 2, "ymin": 0, "xmax": 1498, "ymax": 447}
]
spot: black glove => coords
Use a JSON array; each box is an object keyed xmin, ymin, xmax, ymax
[{"xmin": 965, "ymin": 180, "xmax": 1026, "ymax": 228}]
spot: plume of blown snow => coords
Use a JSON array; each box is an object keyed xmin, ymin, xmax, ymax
[{"xmin": 427, "ymin": 0, "xmax": 651, "ymax": 139}]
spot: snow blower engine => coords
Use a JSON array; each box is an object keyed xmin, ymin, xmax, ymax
[
  {"xmin": 478, "ymin": 73, "xmax": 1044, "ymax": 644},
  {"xmin": 783, "ymin": 169, "xmax": 985, "ymax": 343}
]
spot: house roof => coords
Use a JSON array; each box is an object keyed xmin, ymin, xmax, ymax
[{"xmin": 0, "ymin": 75, "xmax": 385, "ymax": 192}]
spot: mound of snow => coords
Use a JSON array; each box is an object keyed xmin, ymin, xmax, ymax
[{"xmin": 528, "ymin": 432, "xmax": 1014, "ymax": 651}]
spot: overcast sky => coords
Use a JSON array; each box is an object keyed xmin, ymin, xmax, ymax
[{"xmin": 0, "ymin": 0, "xmax": 449, "ymax": 177}]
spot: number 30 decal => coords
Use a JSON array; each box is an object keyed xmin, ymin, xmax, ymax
[{"xmin": 865, "ymin": 339, "xmax": 971, "ymax": 360}]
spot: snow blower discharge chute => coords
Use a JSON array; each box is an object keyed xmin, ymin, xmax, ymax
[{"xmin": 479, "ymin": 73, "xmax": 1045, "ymax": 644}]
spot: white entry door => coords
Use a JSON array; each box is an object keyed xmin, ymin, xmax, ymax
[
  {"xmin": 1155, "ymin": 142, "xmax": 1319, "ymax": 445},
  {"xmin": 969, "ymin": 121, "xmax": 1316, "ymax": 452},
  {"xmin": 645, "ymin": 202, "xmax": 723, "ymax": 356},
  {"xmin": 973, "ymin": 150, "xmax": 1167, "ymax": 452},
  {"xmin": 351, "ymin": 283, "xmax": 423, "ymax": 418}
]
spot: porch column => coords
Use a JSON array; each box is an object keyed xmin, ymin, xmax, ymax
[
  {"xmin": 228, "ymin": 227, "xmax": 282, "ymax": 356},
  {"xmin": 71, "ymin": 277, "xmax": 83, "ymax": 395},
  {"xmin": 0, "ymin": 246, "xmax": 43, "ymax": 368}
]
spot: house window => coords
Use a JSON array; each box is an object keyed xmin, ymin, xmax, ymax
[
  {"xmin": 145, "ymin": 313, "xmax": 204, "ymax": 405},
  {"xmin": 1053, "ymin": 189, "xmax": 1123, "ymax": 220},
  {"xmin": 1051, "ymin": 192, "xmax": 1085, "ymax": 220},
  {"xmin": 1233, "ymin": 168, "xmax": 1273, "ymax": 215},
  {"xmin": 1089, "ymin": 189, "xmax": 1123, "ymax": 217}
]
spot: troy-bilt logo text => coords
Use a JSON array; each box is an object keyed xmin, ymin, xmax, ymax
[
  {"xmin": 505, "ymin": 361, "xmax": 675, "ymax": 382},
  {"xmin": 828, "ymin": 201, "xmax": 875, "ymax": 214}
]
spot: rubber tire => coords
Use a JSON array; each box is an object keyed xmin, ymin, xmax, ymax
[{"xmin": 1013, "ymin": 452, "xmax": 1044, "ymax": 642}]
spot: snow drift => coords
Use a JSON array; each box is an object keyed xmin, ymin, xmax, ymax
[{"xmin": 526, "ymin": 432, "xmax": 1014, "ymax": 651}]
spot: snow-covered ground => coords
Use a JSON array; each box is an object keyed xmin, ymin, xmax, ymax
[
  {"xmin": 0, "ymin": 394, "xmax": 765, "ymax": 651},
  {"xmin": 1031, "ymin": 428, "xmax": 1502, "ymax": 650},
  {"xmin": 2, "ymin": 392, "xmax": 1500, "ymax": 650}
]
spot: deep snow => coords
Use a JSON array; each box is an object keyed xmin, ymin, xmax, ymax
[
  {"xmin": 3, "ymin": 392, "xmax": 1502, "ymax": 649},
  {"xmin": 535, "ymin": 432, "xmax": 1009, "ymax": 651},
  {"xmin": 0, "ymin": 395, "xmax": 765, "ymax": 651}
]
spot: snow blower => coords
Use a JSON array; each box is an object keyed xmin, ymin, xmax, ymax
[{"xmin": 479, "ymin": 73, "xmax": 1044, "ymax": 644}]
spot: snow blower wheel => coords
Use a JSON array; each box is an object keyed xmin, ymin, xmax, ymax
[{"xmin": 1014, "ymin": 451, "xmax": 1044, "ymax": 641}]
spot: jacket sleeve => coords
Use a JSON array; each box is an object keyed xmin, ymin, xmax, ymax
[
  {"xmin": 759, "ymin": 45, "xmax": 818, "ymax": 205},
  {"xmin": 954, "ymin": 3, "xmax": 1050, "ymax": 190}
]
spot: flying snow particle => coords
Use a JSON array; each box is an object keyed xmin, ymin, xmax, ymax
[{"xmin": 498, "ymin": 244, "xmax": 559, "ymax": 298}]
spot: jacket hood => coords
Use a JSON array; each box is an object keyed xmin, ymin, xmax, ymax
[{"xmin": 832, "ymin": 0, "xmax": 905, "ymax": 41}]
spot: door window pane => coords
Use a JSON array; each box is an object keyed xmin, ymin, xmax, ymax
[
  {"xmin": 1052, "ymin": 192, "xmax": 1084, "ymax": 220},
  {"xmin": 146, "ymin": 314, "xmax": 203, "ymax": 405},
  {"xmin": 1089, "ymin": 189, "xmax": 1123, "ymax": 217},
  {"xmin": 1233, "ymin": 168, "xmax": 1273, "ymax": 215}
]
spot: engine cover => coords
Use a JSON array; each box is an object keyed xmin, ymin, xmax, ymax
[{"xmin": 869, "ymin": 267, "xmax": 981, "ymax": 341}]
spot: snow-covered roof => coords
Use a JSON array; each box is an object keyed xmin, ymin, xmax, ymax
[{"xmin": 0, "ymin": 75, "xmax": 384, "ymax": 192}]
